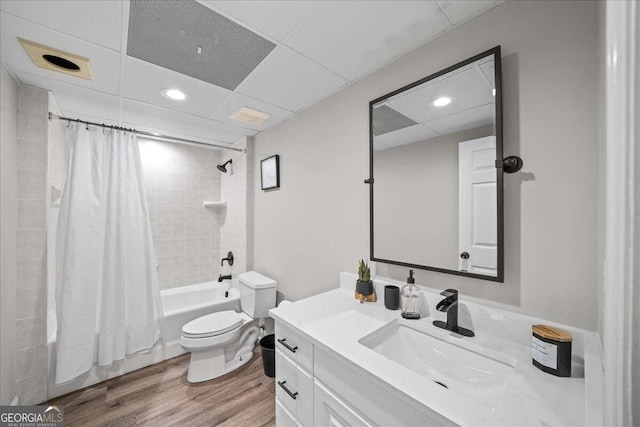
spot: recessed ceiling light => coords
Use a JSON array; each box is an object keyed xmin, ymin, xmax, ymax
[
  {"xmin": 161, "ymin": 88, "xmax": 188, "ymax": 101},
  {"xmin": 433, "ymin": 96, "xmax": 453, "ymax": 107},
  {"xmin": 230, "ymin": 106, "xmax": 271, "ymax": 125}
]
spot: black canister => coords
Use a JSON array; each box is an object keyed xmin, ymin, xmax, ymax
[
  {"xmin": 384, "ymin": 285, "xmax": 400, "ymax": 310},
  {"xmin": 532, "ymin": 325, "xmax": 572, "ymax": 377}
]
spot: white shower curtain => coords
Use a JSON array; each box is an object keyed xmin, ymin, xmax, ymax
[{"xmin": 55, "ymin": 123, "xmax": 163, "ymax": 384}]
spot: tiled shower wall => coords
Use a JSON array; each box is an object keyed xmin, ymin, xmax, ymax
[
  {"xmin": 15, "ymin": 86, "xmax": 49, "ymax": 404},
  {"xmin": 138, "ymin": 139, "xmax": 223, "ymax": 289},
  {"xmin": 220, "ymin": 137, "xmax": 254, "ymax": 276}
]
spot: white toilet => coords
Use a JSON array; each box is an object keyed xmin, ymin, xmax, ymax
[{"xmin": 180, "ymin": 271, "xmax": 277, "ymax": 383}]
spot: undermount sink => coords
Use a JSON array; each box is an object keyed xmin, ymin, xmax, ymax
[{"xmin": 359, "ymin": 321, "xmax": 516, "ymax": 409}]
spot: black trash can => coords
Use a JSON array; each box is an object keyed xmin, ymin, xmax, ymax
[{"xmin": 260, "ymin": 334, "xmax": 275, "ymax": 377}]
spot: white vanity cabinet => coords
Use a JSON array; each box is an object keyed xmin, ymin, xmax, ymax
[
  {"xmin": 271, "ymin": 280, "xmax": 603, "ymax": 427},
  {"xmin": 274, "ymin": 320, "xmax": 444, "ymax": 427},
  {"xmin": 275, "ymin": 321, "xmax": 314, "ymax": 426}
]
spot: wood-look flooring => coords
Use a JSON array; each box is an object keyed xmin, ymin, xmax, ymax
[{"xmin": 45, "ymin": 348, "xmax": 275, "ymax": 427}]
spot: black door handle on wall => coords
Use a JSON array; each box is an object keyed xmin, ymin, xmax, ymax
[{"xmin": 460, "ymin": 252, "xmax": 470, "ymax": 259}]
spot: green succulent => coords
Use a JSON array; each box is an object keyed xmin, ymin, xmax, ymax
[{"xmin": 358, "ymin": 259, "xmax": 371, "ymax": 283}]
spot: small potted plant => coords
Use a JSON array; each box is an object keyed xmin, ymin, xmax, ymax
[{"xmin": 355, "ymin": 259, "xmax": 376, "ymax": 303}]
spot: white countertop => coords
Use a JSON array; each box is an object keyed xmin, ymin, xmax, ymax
[{"xmin": 269, "ymin": 272, "xmax": 603, "ymax": 427}]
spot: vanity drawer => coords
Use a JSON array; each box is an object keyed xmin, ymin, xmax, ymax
[
  {"xmin": 276, "ymin": 398, "xmax": 301, "ymax": 427},
  {"xmin": 275, "ymin": 321, "xmax": 314, "ymax": 373},
  {"xmin": 276, "ymin": 349, "xmax": 314, "ymax": 426},
  {"xmin": 314, "ymin": 379, "xmax": 374, "ymax": 427}
]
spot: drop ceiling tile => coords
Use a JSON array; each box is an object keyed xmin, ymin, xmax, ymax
[
  {"xmin": 16, "ymin": 71, "xmax": 120, "ymax": 122},
  {"xmin": 285, "ymin": 1, "xmax": 449, "ymax": 81},
  {"xmin": 235, "ymin": 45, "xmax": 347, "ymax": 112},
  {"xmin": 0, "ymin": 0, "xmax": 123, "ymax": 51},
  {"xmin": 374, "ymin": 141, "xmax": 391, "ymax": 152},
  {"xmin": 205, "ymin": 1, "xmax": 320, "ymax": 41},
  {"xmin": 480, "ymin": 62, "xmax": 495, "ymax": 86},
  {"xmin": 124, "ymin": 57, "xmax": 231, "ymax": 118},
  {"xmin": 425, "ymin": 103, "xmax": 494, "ymax": 135},
  {"xmin": 0, "ymin": 12, "xmax": 121, "ymax": 95},
  {"xmin": 374, "ymin": 124, "xmax": 439, "ymax": 149},
  {"xmin": 123, "ymin": 99, "xmax": 255, "ymax": 145},
  {"xmin": 209, "ymin": 92, "xmax": 294, "ymax": 131},
  {"xmin": 436, "ymin": 0, "xmax": 502, "ymax": 25},
  {"xmin": 127, "ymin": 0, "xmax": 275, "ymax": 91},
  {"xmin": 387, "ymin": 67, "xmax": 493, "ymax": 124}
]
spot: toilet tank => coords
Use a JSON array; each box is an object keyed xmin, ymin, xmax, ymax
[{"xmin": 238, "ymin": 271, "xmax": 277, "ymax": 318}]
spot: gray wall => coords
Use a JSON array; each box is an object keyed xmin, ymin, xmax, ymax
[
  {"xmin": 253, "ymin": 0, "xmax": 599, "ymax": 330},
  {"xmin": 374, "ymin": 126, "xmax": 492, "ymax": 270},
  {"xmin": 1, "ymin": 66, "xmax": 18, "ymax": 404}
]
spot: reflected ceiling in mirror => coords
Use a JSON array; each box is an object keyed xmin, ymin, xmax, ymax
[
  {"xmin": 373, "ymin": 55, "xmax": 495, "ymax": 151},
  {"xmin": 369, "ymin": 46, "xmax": 503, "ymax": 282}
]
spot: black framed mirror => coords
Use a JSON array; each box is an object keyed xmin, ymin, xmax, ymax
[{"xmin": 368, "ymin": 46, "xmax": 504, "ymax": 282}]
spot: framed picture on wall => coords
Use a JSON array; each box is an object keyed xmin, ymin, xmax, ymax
[{"xmin": 261, "ymin": 155, "xmax": 280, "ymax": 190}]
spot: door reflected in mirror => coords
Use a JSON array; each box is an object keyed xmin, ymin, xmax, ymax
[{"xmin": 370, "ymin": 47, "xmax": 503, "ymax": 281}]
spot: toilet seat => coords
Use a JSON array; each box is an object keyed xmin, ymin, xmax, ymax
[{"xmin": 182, "ymin": 310, "xmax": 246, "ymax": 339}]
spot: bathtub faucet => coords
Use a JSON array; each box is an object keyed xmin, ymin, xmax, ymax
[{"xmin": 218, "ymin": 274, "xmax": 233, "ymax": 298}]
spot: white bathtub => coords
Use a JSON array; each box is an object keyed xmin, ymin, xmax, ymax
[{"xmin": 47, "ymin": 281, "xmax": 241, "ymax": 399}]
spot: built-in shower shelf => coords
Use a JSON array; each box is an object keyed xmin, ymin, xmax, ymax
[{"xmin": 203, "ymin": 201, "xmax": 227, "ymax": 208}]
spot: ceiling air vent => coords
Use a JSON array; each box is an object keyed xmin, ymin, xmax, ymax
[
  {"xmin": 230, "ymin": 107, "xmax": 271, "ymax": 126},
  {"xmin": 18, "ymin": 38, "xmax": 93, "ymax": 80}
]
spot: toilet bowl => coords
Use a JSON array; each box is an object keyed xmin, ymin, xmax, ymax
[{"xmin": 180, "ymin": 271, "xmax": 276, "ymax": 383}]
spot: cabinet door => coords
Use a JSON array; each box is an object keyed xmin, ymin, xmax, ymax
[
  {"xmin": 314, "ymin": 379, "xmax": 374, "ymax": 427},
  {"xmin": 314, "ymin": 347, "xmax": 451, "ymax": 426},
  {"xmin": 276, "ymin": 349, "xmax": 314, "ymax": 426},
  {"xmin": 276, "ymin": 398, "xmax": 300, "ymax": 427}
]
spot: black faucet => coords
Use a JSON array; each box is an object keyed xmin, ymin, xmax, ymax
[
  {"xmin": 433, "ymin": 289, "xmax": 474, "ymax": 337},
  {"xmin": 221, "ymin": 251, "xmax": 234, "ymax": 266}
]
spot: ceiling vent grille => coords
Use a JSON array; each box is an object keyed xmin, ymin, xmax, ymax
[
  {"xmin": 127, "ymin": 0, "xmax": 275, "ymax": 91},
  {"xmin": 372, "ymin": 104, "xmax": 418, "ymax": 136},
  {"xmin": 230, "ymin": 107, "xmax": 271, "ymax": 125},
  {"xmin": 18, "ymin": 38, "xmax": 93, "ymax": 80}
]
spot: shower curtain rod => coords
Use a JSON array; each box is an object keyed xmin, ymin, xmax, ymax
[{"xmin": 48, "ymin": 112, "xmax": 245, "ymax": 152}]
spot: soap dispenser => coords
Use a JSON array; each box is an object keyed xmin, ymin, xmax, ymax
[{"xmin": 401, "ymin": 270, "xmax": 421, "ymax": 319}]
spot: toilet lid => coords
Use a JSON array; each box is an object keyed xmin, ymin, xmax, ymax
[{"xmin": 182, "ymin": 311, "xmax": 245, "ymax": 338}]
